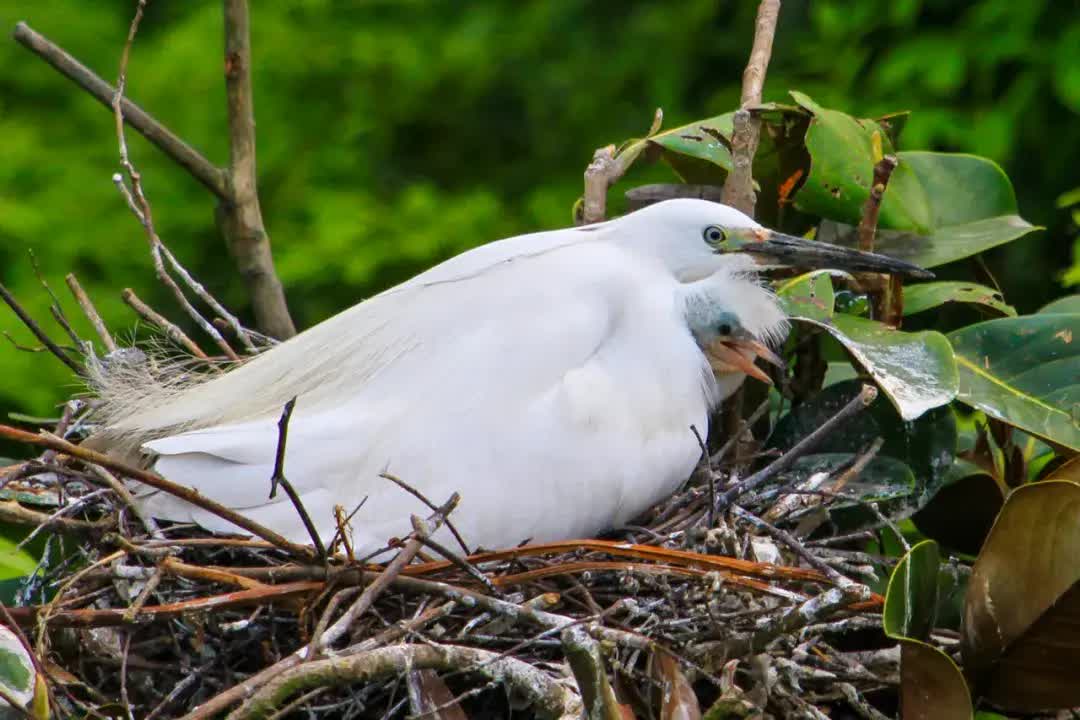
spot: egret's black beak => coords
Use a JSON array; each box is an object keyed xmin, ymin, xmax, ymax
[{"xmin": 714, "ymin": 227, "xmax": 934, "ymax": 279}]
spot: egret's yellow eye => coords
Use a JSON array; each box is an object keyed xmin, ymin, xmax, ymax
[{"xmin": 703, "ymin": 225, "xmax": 726, "ymax": 244}]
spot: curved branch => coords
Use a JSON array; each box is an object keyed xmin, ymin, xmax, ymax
[
  {"xmin": 12, "ymin": 22, "xmax": 227, "ymax": 199},
  {"xmin": 227, "ymin": 644, "xmax": 581, "ymax": 720}
]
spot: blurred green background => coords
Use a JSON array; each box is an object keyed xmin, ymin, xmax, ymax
[{"xmin": 1, "ymin": 0, "xmax": 1078, "ymax": 422}]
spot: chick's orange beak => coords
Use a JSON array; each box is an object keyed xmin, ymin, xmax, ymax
[{"xmin": 706, "ymin": 338, "xmax": 784, "ymax": 385}]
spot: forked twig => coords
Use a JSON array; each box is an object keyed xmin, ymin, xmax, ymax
[{"xmin": 268, "ymin": 397, "xmax": 326, "ymax": 559}]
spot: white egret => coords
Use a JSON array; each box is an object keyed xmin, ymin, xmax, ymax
[{"xmin": 88, "ymin": 199, "xmax": 927, "ymax": 554}]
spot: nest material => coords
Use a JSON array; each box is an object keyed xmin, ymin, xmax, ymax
[
  {"xmin": 0, "ymin": 388, "xmax": 913, "ymax": 719},
  {"xmin": 0, "ymin": 260, "xmax": 915, "ymax": 719}
]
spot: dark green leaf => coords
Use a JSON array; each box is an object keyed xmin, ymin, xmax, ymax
[
  {"xmin": 795, "ymin": 315, "xmax": 958, "ymax": 421},
  {"xmin": 884, "ymin": 540, "xmax": 940, "ymax": 640},
  {"xmin": 903, "ymin": 282, "xmax": 1016, "ymax": 317},
  {"xmin": 948, "ymin": 314, "xmax": 1080, "ymax": 451}
]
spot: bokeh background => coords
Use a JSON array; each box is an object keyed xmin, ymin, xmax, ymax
[{"xmin": 1, "ymin": 0, "xmax": 1078, "ymax": 422}]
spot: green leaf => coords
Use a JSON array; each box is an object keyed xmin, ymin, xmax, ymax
[
  {"xmin": 912, "ymin": 458, "xmax": 1004, "ymax": 556},
  {"xmin": 768, "ymin": 379, "xmax": 956, "ymax": 501},
  {"xmin": 787, "ymin": 91, "xmax": 1039, "ymax": 267},
  {"xmin": 774, "ymin": 270, "xmax": 837, "ymax": 322},
  {"xmin": 884, "ymin": 540, "xmax": 940, "ymax": 641},
  {"xmin": 948, "ymin": 314, "xmax": 1080, "ymax": 451},
  {"xmin": 1039, "ymin": 294, "xmax": 1080, "ymax": 314},
  {"xmin": 884, "ymin": 541, "xmax": 973, "ymax": 720},
  {"xmin": 647, "ymin": 113, "xmax": 735, "ymax": 181},
  {"xmin": 795, "ymin": 315, "xmax": 958, "ymax": 421},
  {"xmin": 962, "ymin": 480, "xmax": 1080, "ymax": 711},
  {"xmin": 903, "ymin": 282, "xmax": 1016, "ymax": 317},
  {"xmin": 819, "ymin": 214, "xmax": 1039, "ymax": 270},
  {"xmin": 789, "ymin": 91, "xmax": 933, "ymax": 232},
  {"xmin": 0, "ymin": 536, "xmax": 36, "ymax": 582}
]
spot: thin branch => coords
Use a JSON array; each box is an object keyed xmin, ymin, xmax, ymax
[
  {"xmin": 268, "ymin": 398, "xmax": 326, "ymax": 559},
  {"xmin": 721, "ymin": 0, "xmax": 781, "ymax": 216},
  {"xmin": 381, "ymin": 472, "xmax": 471, "ymax": 555},
  {"xmin": 227, "ymin": 644, "xmax": 581, "ymax": 720},
  {"xmin": 857, "ymin": 155, "xmax": 899, "ymax": 252},
  {"xmin": 0, "ymin": 281, "xmax": 83, "ymax": 375},
  {"xmin": 11, "ymin": 22, "xmax": 227, "ymax": 199},
  {"xmin": 0, "ymin": 424, "xmax": 316, "ymax": 560},
  {"xmin": 121, "ymin": 288, "xmax": 210, "ymax": 361},
  {"xmin": 65, "ymin": 274, "xmax": 116, "ymax": 353},
  {"xmin": 715, "ymin": 384, "xmax": 877, "ymax": 511},
  {"xmin": 221, "ymin": 0, "xmax": 296, "ymax": 340}
]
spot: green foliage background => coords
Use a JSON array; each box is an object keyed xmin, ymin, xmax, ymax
[{"xmin": 0, "ymin": 0, "xmax": 1077, "ymax": 421}]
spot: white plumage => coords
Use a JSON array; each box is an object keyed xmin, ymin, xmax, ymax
[{"xmin": 90, "ymin": 200, "xmax": 792, "ymax": 554}]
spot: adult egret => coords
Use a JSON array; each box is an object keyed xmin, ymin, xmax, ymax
[{"xmin": 89, "ymin": 199, "xmax": 927, "ymax": 554}]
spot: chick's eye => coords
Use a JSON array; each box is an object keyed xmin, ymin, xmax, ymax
[
  {"xmin": 704, "ymin": 225, "xmax": 726, "ymax": 244},
  {"xmin": 717, "ymin": 323, "xmax": 733, "ymax": 336}
]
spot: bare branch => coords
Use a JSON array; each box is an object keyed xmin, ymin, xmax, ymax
[
  {"xmin": 856, "ymin": 155, "xmax": 899, "ymax": 252},
  {"xmin": 221, "ymin": 0, "xmax": 296, "ymax": 340},
  {"xmin": 121, "ymin": 288, "xmax": 210, "ymax": 361},
  {"xmin": 65, "ymin": 274, "xmax": 116, "ymax": 353},
  {"xmin": 11, "ymin": 22, "xmax": 227, "ymax": 199},
  {"xmin": 0, "ymin": 281, "xmax": 83, "ymax": 375},
  {"xmin": 721, "ymin": 0, "xmax": 781, "ymax": 216}
]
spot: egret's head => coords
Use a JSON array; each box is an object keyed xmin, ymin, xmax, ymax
[
  {"xmin": 606, "ymin": 198, "xmax": 932, "ymax": 281},
  {"xmin": 683, "ymin": 269, "xmax": 788, "ymax": 385}
]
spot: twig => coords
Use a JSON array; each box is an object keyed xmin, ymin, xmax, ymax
[
  {"xmin": 720, "ymin": 0, "xmax": 781, "ymax": 215},
  {"xmin": 3, "ymin": 581, "xmax": 323, "ymax": 628},
  {"xmin": 121, "ymin": 288, "xmax": 211, "ymax": 361},
  {"xmin": 715, "ymin": 384, "xmax": 877, "ymax": 511},
  {"xmin": 11, "ymin": 22, "xmax": 227, "ymax": 198},
  {"xmin": 0, "ymin": 424, "xmax": 316, "ymax": 559},
  {"xmin": 856, "ymin": 156, "xmax": 898, "ymax": 252},
  {"xmin": 268, "ymin": 398, "xmax": 325, "ymax": 558},
  {"xmin": 108, "ymin": 5, "xmax": 243, "ymax": 364},
  {"xmin": 0, "ymin": 499, "xmax": 109, "ymax": 532},
  {"xmin": 703, "ymin": 584, "xmax": 871, "ymax": 662},
  {"xmin": 320, "ymin": 497, "xmax": 459, "ymax": 649},
  {"xmin": 65, "ymin": 274, "xmax": 116, "ymax": 353},
  {"xmin": 856, "ymin": 155, "xmax": 902, "ymax": 324},
  {"xmin": 227, "ymin": 644, "xmax": 581, "ymax": 720},
  {"xmin": 221, "ymin": 0, "xmax": 296, "ymax": 340},
  {"xmin": 90, "ymin": 465, "xmax": 163, "ymax": 539},
  {"xmin": 711, "ymin": 397, "xmax": 771, "ymax": 465},
  {"xmin": 417, "ymin": 534, "xmax": 502, "ymax": 598},
  {"xmin": 0, "ymin": 282, "xmax": 84, "ymax": 375},
  {"xmin": 732, "ymin": 506, "xmax": 852, "ymax": 586},
  {"xmin": 381, "ymin": 472, "xmax": 471, "ymax": 555}
]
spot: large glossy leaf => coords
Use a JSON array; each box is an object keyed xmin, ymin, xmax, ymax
[
  {"xmin": 884, "ymin": 541, "xmax": 973, "ymax": 720},
  {"xmin": 795, "ymin": 315, "xmax": 958, "ymax": 421},
  {"xmin": 788, "ymin": 91, "xmax": 1038, "ymax": 267},
  {"xmin": 903, "ymin": 282, "xmax": 1016, "ymax": 318},
  {"xmin": 948, "ymin": 314, "xmax": 1080, "ymax": 451},
  {"xmin": 769, "ymin": 379, "xmax": 956, "ymax": 502},
  {"xmin": 962, "ymin": 481, "xmax": 1080, "ymax": 711},
  {"xmin": 818, "ymin": 214, "xmax": 1039, "ymax": 270}
]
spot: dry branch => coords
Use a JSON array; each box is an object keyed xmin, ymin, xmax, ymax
[
  {"xmin": 11, "ymin": 22, "xmax": 227, "ymax": 199},
  {"xmin": 721, "ymin": 0, "xmax": 781, "ymax": 216},
  {"xmin": 221, "ymin": 0, "xmax": 296, "ymax": 340}
]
